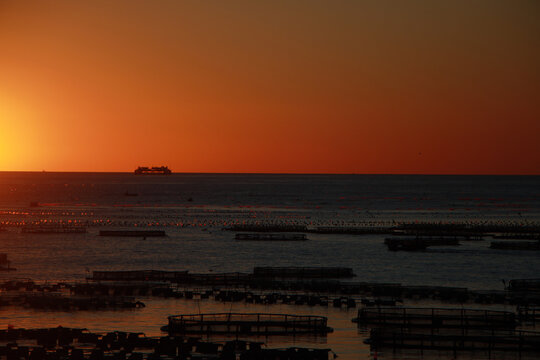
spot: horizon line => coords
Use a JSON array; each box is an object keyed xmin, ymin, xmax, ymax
[{"xmin": 0, "ymin": 170, "xmax": 538, "ymax": 176}]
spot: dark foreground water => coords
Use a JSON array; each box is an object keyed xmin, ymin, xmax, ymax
[{"xmin": 0, "ymin": 173, "xmax": 539, "ymax": 359}]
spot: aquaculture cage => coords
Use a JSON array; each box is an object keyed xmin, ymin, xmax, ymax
[
  {"xmin": 508, "ymin": 279, "xmax": 540, "ymax": 292},
  {"xmin": 253, "ymin": 267, "xmax": 355, "ymax": 278},
  {"xmin": 91, "ymin": 270, "xmax": 189, "ymax": 281},
  {"xmin": 166, "ymin": 313, "xmax": 332, "ymax": 335},
  {"xmin": 235, "ymin": 233, "xmax": 308, "ymax": 241},
  {"xmin": 356, "ymin": 307, "xmax": 517, "ymax": 329},
  {"xmin": 368, "ymin": 328, "xmax": 540, "ymax": 353}
]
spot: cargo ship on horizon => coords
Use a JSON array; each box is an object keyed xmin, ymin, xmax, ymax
[{"xmin": 134, "ymin": 166, "xmax": 172, "ymax": 175}]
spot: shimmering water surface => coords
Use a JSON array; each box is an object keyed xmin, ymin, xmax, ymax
[{"xmin": 1, "ymin": 173, "xmax": 539, "ymax": 359}]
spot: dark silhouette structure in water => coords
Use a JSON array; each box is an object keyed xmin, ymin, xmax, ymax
[{"xmin": 134, "ymin": 166, "xmax": 172, "ymax": 175}]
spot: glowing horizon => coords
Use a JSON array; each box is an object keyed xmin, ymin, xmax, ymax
[{"xmin": 1, "ymin": 1, "xmax": 539, "ymax": 175}]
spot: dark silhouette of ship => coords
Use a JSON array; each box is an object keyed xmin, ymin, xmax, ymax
[{"xmin": 134, "ymin": 166, "xmax": 172, "ymax": 175}]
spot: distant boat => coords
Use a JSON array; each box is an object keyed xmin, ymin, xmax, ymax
[{"xmin": 134, "ymin": 166, "xmax": 172, "ymax": 175}]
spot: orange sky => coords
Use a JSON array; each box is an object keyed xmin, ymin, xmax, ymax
[{"xmin": 0, "ymin": 1, "xmax": 539, "ymax": 174}]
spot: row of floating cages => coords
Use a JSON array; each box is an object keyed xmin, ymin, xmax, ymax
[
  {"xmin": 185, "ymin": 272, "xmax": 252, "ymax": 284},
  {"xmin": 359, "ymin": 306, "xmax": 540, "ymax": 353},
  {"xmin": 17, "ymin": 294, "xmax": 145, "ymax": 310},
  {"xmin": 87, "ymin": 271, "xmax": 253, "ymax": 287},
  {"xmin": 384, "ymin": 237, "xmax": 460, "ymax": 251},
  {"xmin": 0, "ymin": 326, "xmax": 333, "ymax": 360},
  {"xmin": 507, "ymin": 279, "xmax": 540, "ymax": 292},
  {"xmin": 235, "ymin": 233, "xmax": 308, "ymax": 241},
  {"xmin": 165, "ymin": 313, "xmax": 332, "ymax": 335},
  {"xmin": 225, "ymin": 224, "xmax": 308, "ymax": 232},
  {"xmin": 490, "ymin": 241, "xmax": 540, "ymax": 250},
  {"xmin": 88, "ymin": 267, "xmax": 355, "ymax": 283},
  {"xmin": 354, "ymin": 307, "xmax": 517, "ymax": 329},
  {"xmin": 90, "ymin": 270, "xmax": 188, "ymax": 281},
  {"xmin": 98, "ymin": 230, "xmax": 166, "ymax": 237},
  {"xmin": 253, "ymin": 267, "xmax": 355, "ymax": 279},
  {"xmin": 308, "ymin": 226, "xmax": 391, "ymax": 234},
  {"xmin": 367, "ymin": 328, "xmax": 540, "ymax": 352},
  {"xmin": 20, "ymin": 223, "xmax": 87, "ymax": 234},
  {"xmin": 6, "ymin": 216, "xmax": 539, "ymax": 233},
  {"xmin": 394, "ymin": 221, "xmax": 540, "ymax": 233}
]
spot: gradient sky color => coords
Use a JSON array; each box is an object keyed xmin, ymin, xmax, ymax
[{"xmin": 1, "ymin": 0, "xmax": 539, "ymax": 174}]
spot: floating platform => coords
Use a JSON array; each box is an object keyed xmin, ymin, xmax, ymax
[
  {"xmin": 518, "ymin": 306, "xmax": 540, "ymax": 324},
  {"xmin": 226, "ymin": 224, "xmax": 308, "ymax": 232},
  {"xmin": 309, "ymin": 226, "xmax": 391, "ymax": 234},
  {"xmin": 88, "ymin": 271, "xmax": 252, "ymax": 286},
  {"xmin": 22, "ymin": 294, "xmax": 145, "ymax": 310},
  {"xmin": 21, "ymin": 225, "xmax": 86, "ymax": 234},
  {"xmin": 90, "ymin": 270, "xmax": 188, "ymax": 281},
  {"xmin": 384, "ymin": 237, "xmax": 460, "ymax": 251},
  {"xmin": 0, "ymin": 327, "xmax": 333, "ymax": 360},
  {"xmin": 493, "ymin": 233, "xmax": 540, "ymax": 240},
  {"xmin": 490, "ymin": 241, "xmax": 540, "ymax": 250},
  {"xmin": 508, "ymin": 279, "xmax": 540, "ymax": 292},
  {"xmin": 354, "ymin": 307, "xmax": 517, "ymax": 329},
  {"xmin": 0, "ymin": 253, "xmax": 15, "ymax": 271},
  {"xmin": 253, "ymin": 267, "xmax": 356, "ymax": 278},
  {"xmin": 165, "ymin": 313, "xmax": 333, "ymax": 335},
  {"xmin": 235, "ymin": 233, "xmax": 308, "ymax": 241},
  {"xmin": 393, "ymin": 222, "xmax": 540, "ymax": 239},
  {"xmin": 184, "ymin": 272, "xmax": 252, "ymax": 285},
  {"xmin": 98, "ymin": 230, "xmax": 166, "ymax": 237},
  {"xmin": 367, "ymin": 328, "xmax": 540, "ymax": 353}
]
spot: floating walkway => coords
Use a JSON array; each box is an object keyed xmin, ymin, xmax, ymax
[{"xmin": 165, "ymin": 313, "xmax": 333, "ymax": 335}]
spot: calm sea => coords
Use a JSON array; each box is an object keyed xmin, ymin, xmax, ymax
[{"xmin": 0, "ymin": 172, "xmax": 539, "ymax": 359}]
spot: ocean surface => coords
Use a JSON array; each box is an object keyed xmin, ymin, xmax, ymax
[{"xmin": 1, "ymin": 172, "xmax": 539, "ymax": 359}]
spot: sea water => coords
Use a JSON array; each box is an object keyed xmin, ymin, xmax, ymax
[{"xmin": 0, "ymin": 173, "xmax": 539, "ymax": 359}]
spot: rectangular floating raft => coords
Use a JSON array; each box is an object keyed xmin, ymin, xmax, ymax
[
  {"xmin": 91, "ymin": 270, "xmax": 188, "ymax": 281},
  {"xmin": 355, "ymin": 307, "xmax": 517, "ymax": 329},
  {"xmin": 384, "ymin": 237, "xmax": 460, "ymax": 251},
  {"xmin": 235, "ymin": 233, "xmax": 307, "ymax": 241},
  {"xmin": 22, "ymin": 225, "xmax": 87, "ymax": 234},
  {"xmin": 165, "ymin": 313, "xmax": 332, "ymax": 335},
  {"xmin": 367, "ymin": 328, "xmax": 540, "ymax": 353},
  {"xmin": 490, "ymin": 241, "xmax": 540, "ymax": 250},
  {"xmin": 253, "ymin": 267, "xmax": 356, "ymax": 278},
  {"xmin": 508, "ymin": 279, "xmax": 540, "ymax": 292},
  {"xmin": 99, "ymin": 230, "xmax": 166, "ymax": 237}
]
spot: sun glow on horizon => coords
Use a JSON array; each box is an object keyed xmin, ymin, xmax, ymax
[{"xmin": 0, "ymin": 1, "xmax": 539, "ymax": 174}]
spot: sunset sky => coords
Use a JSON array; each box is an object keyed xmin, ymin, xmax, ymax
[{"xmin": 1, "ymin": 1, "xmax": 539, "ymax": 174}]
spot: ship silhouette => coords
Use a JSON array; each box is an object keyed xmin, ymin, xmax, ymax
[{"xmin": 134, "ymin": 166, "xmax": 172, "ymax": 175}]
